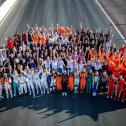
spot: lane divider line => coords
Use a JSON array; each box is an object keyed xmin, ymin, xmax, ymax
[
  {"xmin": 0, "ymin": 0, "xmax": 19, "ymax": 26},
  {"xmin": 95, "ymin": 0, "xmax": 126, "ymax": 43}
]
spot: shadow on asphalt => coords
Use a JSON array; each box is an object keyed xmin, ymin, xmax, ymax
[{"xmin": 0, "ymin": 94, "xmax": 126, "ymax": 122}]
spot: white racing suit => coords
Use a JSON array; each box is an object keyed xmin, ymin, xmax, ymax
[
  {"xmin": 18, "ymin": 76, "xmax": 27, "ymax": 95},
  {"xmin": 26, "ymin": 74, "xmax": 35, "ymax": 97},
  {"xmin": 41, "ymin": 72, "xmax": 49, "ymax": 94},
  {"xmin": 33, "ymin": 72, "xmax": 43, "ymax": 95}
]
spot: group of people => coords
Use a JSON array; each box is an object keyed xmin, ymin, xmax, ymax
[{"xmin": 0, "ymin": 24, "xmax": 126, "ymax": 102}]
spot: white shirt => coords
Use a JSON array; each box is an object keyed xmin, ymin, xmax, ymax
[
  {"xmin": 27, "ymin": 74, "xmax": 33, "ymax": 82},
  {"xmin": 51, "ymin": 60, "xmax": 58, "ymax": 69},
  {"xmin": 43, "ymin": 60, "xmax": 51, "ymax": 69},
  {"xmin": 57, "ymin": 60, "xmax": 64, "ymax": 69},
  {"xmin": 93, "ymin": 63, "xmax": 102, "ymax": 71},
  {"xmin": 67, "ymin": 59, "xmax": 73, "ymax": 69},
  {"xmin": 41, "ymin": 72, "xmax": 47, "ymax": 81},
  {"xmin": 19, "ymin": 76, "xmax": 27, "ymax": 84}
]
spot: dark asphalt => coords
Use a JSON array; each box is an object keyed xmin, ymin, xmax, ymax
[
  {"xmin": 0, "ymin": 0, "xmax": 126, "ymax": 126},
  {"xmin": 98, "ymin": 0, "xmax": 126, "ymax": 39}
]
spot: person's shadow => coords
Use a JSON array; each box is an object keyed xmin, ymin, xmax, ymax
[{"xmin": 0, "ymin": 94, "xmax": 126, "ymax": 122}]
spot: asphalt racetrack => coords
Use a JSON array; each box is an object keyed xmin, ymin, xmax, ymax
[{"xmin": 0, "ymin": 0, "xmax": 126, "ymax": 126}]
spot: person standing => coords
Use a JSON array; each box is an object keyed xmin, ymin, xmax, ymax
[
  {"xmin": 3, "ymin": 73, "xmax": 13, "ymax": 98},
  {"xmin": 41, "ymin": 69, "xmax": 49, "ymax": 94},
  {"xmin": 107, "ymin": 74, "xmax": 115, "ymax": 98},
  {"xmin": 50, "ymin": 70, "xmax": 56, "ymax": 92},
  {"xmin": 62, "ymin": 71, "xmax": 68, "ymax": 96},
  {"xmin": 56, "ymin": 72, "xmax": 62, "ymax": 92},
  {"xmin": 33, "ymin": 69, "xmax": 43, "ymax": 95},
  {"xmin": 92, "ymin": 71, "xmax": 100, "ymax": 96},
  {"xmin": 86, "ymin": 69, "xmax": 93, "ymax": 95},
  {"xmin": 79, "ymin": 68, "xmax": 87, "ymax": 93},
  {"xmin": 115, "ymin": 75, "xmax": 125, "ymax": 101},
  {"xmin": 121, "ymin": 82, "xmax": 126, "ymax": 102},
  {"xmin": 99, "ymin": 71, "xmax": 108, "ymax": 94},
  {"xmin": 0, "ymin": 77, "xmax": 4, "ymax": 99},
  {"xmin": 10, "ymin": 70, "xmax": 20, "ymax": 97},
  {"xmin": 18, "ymin": 73, "xmax": 27, "ymax": 95},
  {"xmin": 74, "ymin": 68, "xmax": 80, "ymax": 93},
  {"xmin": 25, "ymin": 69, "xmax": 35, "ymax": 97},
  {"xmin": 57, "ymin": 57, "xmax": 64, "ymax": 74},
  {"xmin": 67, "ymin": 57, "xmax": 73, "ymax": 75},
  {"xmin": 68, "ymin": 73, "xmax": 74, "ymax": 93}
]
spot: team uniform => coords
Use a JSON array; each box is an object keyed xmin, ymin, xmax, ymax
[
  {"xmin": 79, "ymin": 70, "xmax": 87, "ymax": 93},
  {"xmin": 56, "ymin": 74, "xmax": 62, "ymax": 92},
  {"xmin": 33, "ymin": 70, "xmax": 43, "ymax": 95},
  {"xmin": 122, "ymin": 83, "xmax": 126, "ymax": 102},
  {"xmin": 26, "ymin": 73, "xmax": 35, "ymax": 97},
  {"xmin": 107, "ymin": 77, "xmax": 115, "ymax": 98},
  {"xmin": 41, "ymin": 71, "xmax": 49, "ymax": 94},
  {"xmin": 92, "ymin": 73, "xmax": 100, "ymax": 96},
  {"xmin": 18, "ymin": 75, "xmax": 27, "ymax": 95},
  {"xmin": 74, "ymin": 70, "xmax": 80, "ymax": 93},
  {"xmin": 86, "ymin": 70, "xmax": 93, "ymax": 94},
  {"xmin": 50, "ymin": 72, "xmax": 56, "ymax": 92},
  {"xmin": 115, "ymin": 78, "xmax": 125, "ymax": 100},
  {"xmin": 3, "ymin": 75, "xmax": 13, "ymax": 98},
  {"xmin": 68, "ymin": 74, "xmax": 74, "ymax": 92}
]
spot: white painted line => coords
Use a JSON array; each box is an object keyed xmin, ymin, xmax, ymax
[
  {"xmin": 95, "ymin": 0, "xmax": 126, "ymax": 43},
  {"xmin": 0, "ymin": 0, "xmax": 18, "ymax": 26}
]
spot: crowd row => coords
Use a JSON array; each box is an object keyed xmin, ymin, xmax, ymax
[{"xmin": 0, "ymin": 25, "xmax": 126, "ymax": 102}]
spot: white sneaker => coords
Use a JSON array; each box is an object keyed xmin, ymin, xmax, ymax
[
  {"xmin": 122, "ymin": 100, "xmax": 124, "ymax": 103},
  {"xmin": 0, "ymin": 96, "xmax": 4, "ymax": 99},
  {"xmin": 62, "ymin": 92, "xmax": 64, "ymax": 96},
  {"xmin": 65, "ymin": 93, "xmax": 67, "ymax": 96}
]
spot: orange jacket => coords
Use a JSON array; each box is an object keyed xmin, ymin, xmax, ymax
[{"xmin": 56, "ymin": 76, "xmax": 62, "ymax": 91}]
